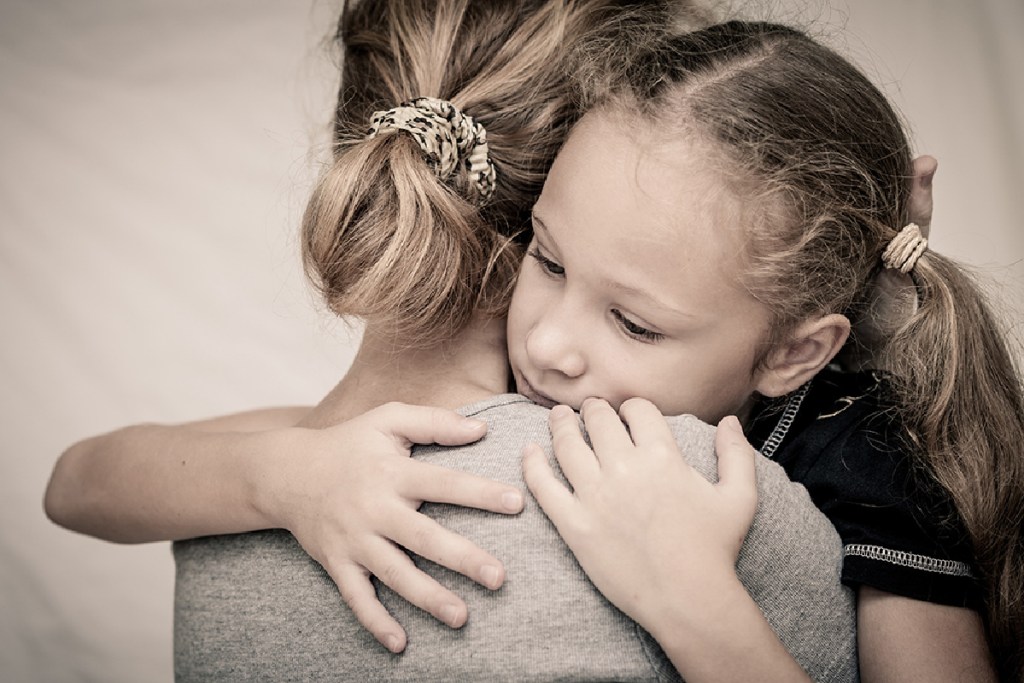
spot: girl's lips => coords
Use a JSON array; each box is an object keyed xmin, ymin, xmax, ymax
[{"xmin": 518, "ymin": 376, "xmax": 559, "ymax": 409}]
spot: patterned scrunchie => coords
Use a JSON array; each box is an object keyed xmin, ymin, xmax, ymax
[{"xmin": 367, "ymin": 97, "xmax": 496, "ymax": 202}]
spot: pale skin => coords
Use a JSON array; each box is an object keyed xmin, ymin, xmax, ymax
[
  {"xmin": 46, "ymin": 321, "xmax": 524, "ymax": 653},
  {"xmin": 524, "ymin": 401, "xmax": 808, "ymax": 682},
  {"xmin": 46, "ymin": 126, "xmax": 988, "ymax": 679}
]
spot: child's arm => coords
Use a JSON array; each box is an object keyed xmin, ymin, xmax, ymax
[
  {"xmin": 858, "ymin": 588, "xmax": 996, "ymax": 681},
  {"xmin": 523, "ymin": 399, "xmax": 811, "ymax": 683},
  {"xmin": 45, "ymin": 403, "xmax": 525, "ymax": 653},
  {"xmin": 526, "ymin": 398, "xmax": 998, "ymax": 682},
  {"xmin": 45, "ymin": 407, "xmax": 311, "ymax": 542}
]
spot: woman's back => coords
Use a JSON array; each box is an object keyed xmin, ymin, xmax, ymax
[{"xmin": 174, "ymin": 396, "xmax": 856, "ymax": 682}]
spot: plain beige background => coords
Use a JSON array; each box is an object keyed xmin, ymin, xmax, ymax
[{"xmin": 2, "ymin": 1, "xmax": 1021, "ymax": 681}]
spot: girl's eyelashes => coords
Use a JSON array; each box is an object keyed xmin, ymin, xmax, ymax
[
  {"xmin": 527, "ymin": 247, "xmax": 565, "ymax": 277},
  {"xmin": 527, "ymin": 242, "xmax": 662, "ymax": 343},
  {"xmin": 611, "ymin": 309, "xmax": 664, "ymax": 343}
]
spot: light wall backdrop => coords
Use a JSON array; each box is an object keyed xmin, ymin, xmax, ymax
[{"xmin": 2, "ymin": 1, "xmax": 1021, "ymax": 681}]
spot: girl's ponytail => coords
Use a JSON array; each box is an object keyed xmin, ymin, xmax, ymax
[{"xmin": 884, "ymin": 251, "xmax": 1024, "ymax": 674}]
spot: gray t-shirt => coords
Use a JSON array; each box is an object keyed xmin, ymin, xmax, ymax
[{"xmin": 174, "ymin": 395, "xmax": 857, "ymax": 682}]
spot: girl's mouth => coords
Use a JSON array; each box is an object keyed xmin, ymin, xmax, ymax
[{"xmin": 517, "ymin": 375, "xmax": 559, "ymax": 409}]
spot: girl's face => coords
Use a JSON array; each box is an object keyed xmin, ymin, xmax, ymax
[{"xmin": 507, "ymin": 111, "xmax": 775, "ymax": 422}]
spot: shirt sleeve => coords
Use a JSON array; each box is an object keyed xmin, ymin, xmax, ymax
[
  {"xmin": 794, "ymin": 398, "xmax": 981, "ymax": 608},
  {"xmin": 755, "ymin": 370, "xmax": 983, "ymax": 609}
]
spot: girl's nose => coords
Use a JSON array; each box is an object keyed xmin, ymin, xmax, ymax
[{"xmin": 525, "ymin": 311, "xmax": 586, "ymax": 379}]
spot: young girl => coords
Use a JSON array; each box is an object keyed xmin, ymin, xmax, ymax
[
  {"xmin": 512, "ymin": 20, "xmax": 1022, "ymax": 681},
  {"xmin": 46, "ymin": 7, "xmax": 1013, "ymax": 683}
]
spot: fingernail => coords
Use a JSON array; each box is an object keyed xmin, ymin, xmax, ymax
[
  {"xmin": 462, "ymin": 418, "xmax": 486, "ymax": 433},
  {"xmin": 720, "ymin": 415, "xmax": 740, "ymax": 431},
  {"xmin": 920, "ymin": 170, "xmax": 934, "ymax": 188},
  {"xmin": 502, "ymin": 489, "xmax": 523, "ymax": 512},
  {"xmin": 480, "ymin": 564, "xmax": 502, "ymax": 589},
  {"xmin": 441, "ymin": 604, "xmax": 462, "ymax": 627},
  {"xmin": 385, "ymin": 634, "xmax": 402, "ymax": 653}
]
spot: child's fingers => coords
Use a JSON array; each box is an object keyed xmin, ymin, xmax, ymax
[
  {"xmin": 328, "ymin": 562, "xmax": 407, "ymax": 653},
  {"xmin": 616, "ymin": 397, "xmax": 676, "ymax": 451},
  {"xmin": 362, "ymin": 536, "xmax": 469, "ymax": 630},
  {"xmin": 580, "ymin": 397, "xmax": 635, "ymax": 460},
  {"xmin": 370, "ymin": 402, "xmax": 488, "ymax": 448},
  {"xmin": 909, "ymin": 154, "xmax": 937, "ymax": 237},
  {"xmin": 715, "ymin": 415, "xmax": 758, "ymax": 500},
  {"xmin": 401, "ymin": 459, "xmax": 524, "ymax": 514},
  {"xmin": 522, "ymin": 442, "xmax": 577, "ymax": 522},
  {"xmin": 547, "ymin": 404, "xmax": 600, "ymax": 487},
  {"xmin": 389, "ymin": 509, "xmax": 507, "ymax": 591}
]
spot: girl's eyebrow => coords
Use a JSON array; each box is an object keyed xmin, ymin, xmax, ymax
[
  {"xmin": 531, "ymin": 210, "xmax": 552, "ymax": 238},
  {"xmin": 533, "ymin": 209, "xmax": 695, "ymax": 322},
  {"xmin": 531, "ymin": 210, "xmax": 568, "ymax": 258},
  {"xmin": 603, "ymin": 278, "xmax": 698, "ymax": 322}
]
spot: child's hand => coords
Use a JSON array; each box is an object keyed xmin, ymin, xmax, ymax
[
  {"xmin": 521, "ymin": 397, "xmax": 757, "ymax": 628},
  {"xmin": 262, "ymin": 403, "xmax": 525, "ymax": 654},
  {"xmin": 909, "ymin": 154, "xmax": 937, "ymax": 236}
]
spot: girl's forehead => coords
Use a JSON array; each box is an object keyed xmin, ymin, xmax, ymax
[
  {"xmin": 537, "ymin": 112, "xmax": 754, "ymax": 307},
  {"xmin": 546, "ymin": 112, "xmax": 746, "ymax": 255}
]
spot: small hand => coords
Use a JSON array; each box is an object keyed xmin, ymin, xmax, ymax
[
  {"xmin": 909, "ymin": 155, "xmax": 937, "ymax": 236},
  {"xmin": 266, "ymin": 402, "xmax": 524, "ymax": 653},
  {"xmin": 521, "ymin": 398, "xmax": 757, "ymax": 626},
  {"xmin": 866, "ymin": 154, "xmax": 936, "ymax": 338}
]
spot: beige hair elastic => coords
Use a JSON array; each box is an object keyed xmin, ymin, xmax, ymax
[{"xmin": 881, "ymin": 223, "xmax": 928, "ymax": 274}]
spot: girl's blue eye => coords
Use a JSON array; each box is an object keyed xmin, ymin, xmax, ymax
[
  {"xmin": 611, "ymin": 309, "xmax": 664, "ymax": 343},
  {"xmin": 528, "ymin": 248, "xmax": 565, "ymax": 277}
]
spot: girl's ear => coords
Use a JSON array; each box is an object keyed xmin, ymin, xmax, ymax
[{"xmin": 754, "ymin": 314, "xmax": 850, "ymax": 397}]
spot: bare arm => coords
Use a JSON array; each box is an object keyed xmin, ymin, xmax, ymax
[
  {"xmin": 44, "ymin": 406, "xmax": 310, "ymax": 542},
  {"xmin": 185, "ymin": 405, "xmax": 312, "ymax": 432},
  {"xmin": 858, "ymin": 587, "xmax": 996, "ymax": 682},
  {"xmin": 44, "ymin": 403, "xmax": 527, "ymax": 652}
]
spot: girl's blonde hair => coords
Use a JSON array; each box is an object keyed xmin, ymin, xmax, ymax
[
  {"xmin": 302, "ymin": 0, "xmax": 703, "ymax": 348},
  {"xmin": 585, "ymin": 21, "xmax": 1023, "ymax": 678}
]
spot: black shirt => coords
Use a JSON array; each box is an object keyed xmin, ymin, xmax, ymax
[{"xmin": 745, "ymin": 366, "xmax": 981, "ymax": 608}]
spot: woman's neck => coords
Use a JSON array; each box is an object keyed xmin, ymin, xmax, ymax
[{"xmin": 300, "ymin": 316, "xmax": 510, "ymax": 428}]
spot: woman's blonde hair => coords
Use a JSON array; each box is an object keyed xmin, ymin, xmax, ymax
[
  {"xmin": 302, "ymin": 0, "xmax": 703, "ymax": 348},
  {"xmin": 587, "ymin": 21, "xmax": 1023, "ymax": 677}
]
